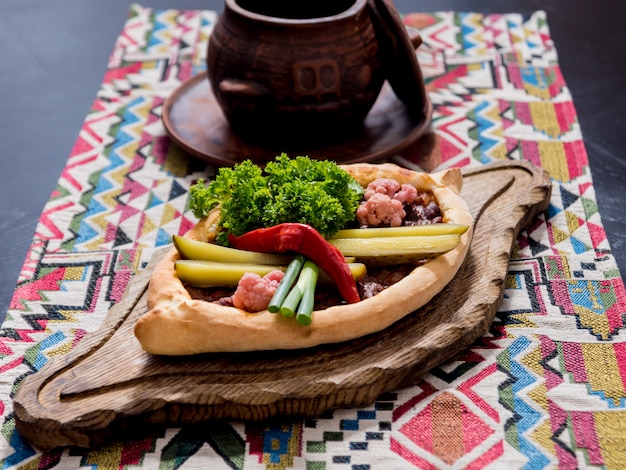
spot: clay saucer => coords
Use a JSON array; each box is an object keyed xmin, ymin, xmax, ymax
[{"xmin": 161, "ymin": 73, "xmax": 432, "ymax": 166}]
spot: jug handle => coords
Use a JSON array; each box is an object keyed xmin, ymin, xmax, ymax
[
  {"xmin": 218, "ymin": 79, "xmax": 269, "ymax": 98},
  {"xmin": 405, "ymin": 25, "xmax": 422, "ymax": 49}
]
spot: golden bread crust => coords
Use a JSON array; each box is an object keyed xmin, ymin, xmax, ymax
[{"xmin": 134, "ymin": 163, "xmax": 473, "ymax": 355}]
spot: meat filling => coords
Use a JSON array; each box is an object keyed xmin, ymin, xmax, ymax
[
  {"xmin": 185, "ymin": 263, "xmax": 423, "ymax": 309},
  {"xmin": 356, "ymin": 179, "xmax": 443, "ymax": 228}
]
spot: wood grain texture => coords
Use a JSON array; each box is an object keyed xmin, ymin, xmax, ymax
[{"xmin": 12, "ymin": 160, "xmax": 551, "ymax": 451}]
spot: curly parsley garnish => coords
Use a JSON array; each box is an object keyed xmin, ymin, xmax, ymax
[{"xmin": 189, "ymin": 153, "xmax": 363, "ymax": 245}]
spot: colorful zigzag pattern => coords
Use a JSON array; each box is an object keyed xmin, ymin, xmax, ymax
[{"xmin": 0, "ymin": 5, "xmax": 624, "ymax": 469}]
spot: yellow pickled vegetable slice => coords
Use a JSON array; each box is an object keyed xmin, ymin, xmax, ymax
[
  {"xmin": 173, "ymin": 235, "xmax": 293, "ymax": 265},
  {"xmin": 331, "ymin": 224, "xmax": 469, "ymax": 239},
  {"xmin": 329, "ymin": 234, "xmax": 461, "ymax": 266},
  {"xmin": 175, "ymin": 260, "xmax": 366, "ymax": 288}
]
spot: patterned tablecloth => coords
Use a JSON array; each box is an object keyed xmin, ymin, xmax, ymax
[{"xmin": 2, "ymin": 4, "xmax": 625, "ymax": 469}]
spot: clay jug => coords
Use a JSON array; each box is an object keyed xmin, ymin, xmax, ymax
[{"xmin": 206, "ymin": 0, "xmax": 386, "ymax": 148}]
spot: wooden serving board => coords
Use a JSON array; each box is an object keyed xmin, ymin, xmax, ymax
[{"xmin": 13, "ymin": 160, "xmax": 551, "ymax": 451}]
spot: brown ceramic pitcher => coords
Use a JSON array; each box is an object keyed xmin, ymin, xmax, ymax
[{"xmin": 206, "ymin": 0, "xmax": 389, "ymax": 148}]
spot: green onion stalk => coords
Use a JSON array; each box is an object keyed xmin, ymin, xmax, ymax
[{"xmin": 268, "ymin": 256, "xmax": 319, "ymax": 325}]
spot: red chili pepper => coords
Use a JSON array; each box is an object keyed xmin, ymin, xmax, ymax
[{"xmin": 228, "ymin": 223, "xmax": 361, "ymax": 304}]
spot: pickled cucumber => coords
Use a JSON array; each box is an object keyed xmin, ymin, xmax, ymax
[
  {"xmin": 173, "ymin": 235, "xmax": 293, "ymax": 265},
  {"xmin": 329, "ymin": 234, "xmax": 461, "ymax": 265},
  {"xmin": 331, "ymin": 224, "xmax": 469, "ymax": 239},
  {"xmin": 173, "ymin": 234, "xmax": 355, "ymax": 264},
  {"xmin": 175, "ymin": 259, "xmax": 367, "ymax": 288}
]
